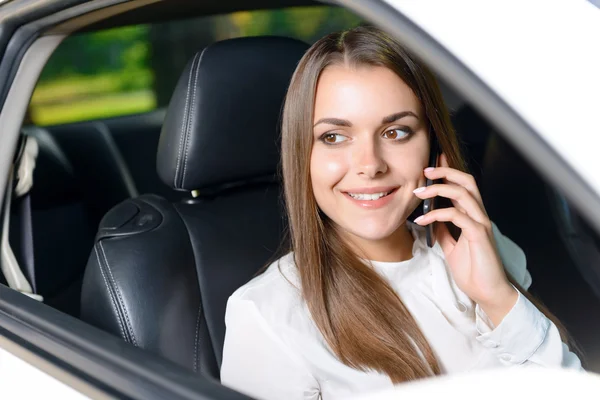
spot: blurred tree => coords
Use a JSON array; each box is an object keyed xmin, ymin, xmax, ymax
[
  {"xmin": 283, "ymin": 7, "xmax": 328, "ymax": 41},
  {"xmin": 39, "ymin": 25, "xmax": 150, "ymax": 83},
  {"xmin": 31, "ymin": 6, "xmax": 362, "ymax": 125},
  {"xmin": 224, "ymin": 6, "xmax": 361, "ymax": 43}
]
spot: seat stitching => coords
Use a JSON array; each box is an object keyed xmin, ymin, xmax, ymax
[
  {"xmin": 99, "ymin": 241, "xmax": 139, "ymax": 347},
  {"xmin": 182, "ymin": 46, "xmax": 208, "ymax": 187},
  {"xmin": 171, "ymin": 205, "xmax": 208, "ymax": 372},
  {"xmin": 172, "ymin": 205, "xmax": 221, "ymax": 370},
  {"xmin": 174, "ymin": 51, "xmax": 200, "ymax": 188},
  {"xmin": 193, "ymin": 306, "xmax": 202, "ymax": 372},
  {"xmin": 94, "ymin": 245, "xmax": 127, "ymax": 340}
]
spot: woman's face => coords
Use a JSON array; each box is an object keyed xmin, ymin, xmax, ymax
[{"xmin": 310, "ymin": 64, "xmax": 430, "ymax": 246}]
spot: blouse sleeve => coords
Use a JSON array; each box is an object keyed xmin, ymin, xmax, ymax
[
  {"xmin": 220, "ymin": 296, "xmax": 321, "ymax": 400},
  {"xmin": 473, "ymin": 222, "xmax": 583, "ymax": 370}
]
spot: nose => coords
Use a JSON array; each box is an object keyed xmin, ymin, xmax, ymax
[{"xmin": 353, "ymin": 138, "xmax": 388, "ymax": 178}]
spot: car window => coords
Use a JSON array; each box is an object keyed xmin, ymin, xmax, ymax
[{"xmin": 28, "ymin": 6, "xmax": 361, "ymax": 126}]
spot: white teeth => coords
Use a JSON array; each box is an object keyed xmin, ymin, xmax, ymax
[{"xmin": 348, "ymin": 191, "xmax": 391, "ymax": 201}]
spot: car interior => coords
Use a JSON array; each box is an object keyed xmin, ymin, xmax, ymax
[{"xmin": 2, "ymin": 0, "xmax": 600, "ymax": 394}]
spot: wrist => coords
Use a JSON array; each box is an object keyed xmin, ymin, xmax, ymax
[{"xmin": 477, "ymin": 284, "xmax": 519, "ymax": 327}]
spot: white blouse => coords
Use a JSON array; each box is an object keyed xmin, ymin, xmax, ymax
[{"xmin": 220, "ymin": 223, "xmax": 583, "ymax": 400}]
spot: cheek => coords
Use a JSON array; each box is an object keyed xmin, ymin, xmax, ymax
[
  {"xmin": 310, "ymin": 148, "xmax": 346, "ymax": 190},
  {"xmin": 388, "ymin": 147, "xmax": 429, "ymax": 184}
]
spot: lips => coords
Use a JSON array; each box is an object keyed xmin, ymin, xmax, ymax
[{"xmin": 342, "ymin": 186, "xmax": 398, "ymax": 209}]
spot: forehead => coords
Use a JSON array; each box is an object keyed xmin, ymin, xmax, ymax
[{"xmin": 313, "ymin": 64, "xmax": 422, "ymax": 122}]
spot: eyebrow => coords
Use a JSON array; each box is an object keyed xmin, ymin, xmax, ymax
[
  {"xmin": 313, "ymin": 117, "xmax": 352, "ymax": 128},
  {"xmin": 313, "ymin": 111, "xmax": 418, "ymax": 128},
  {"xmin": 381, "ymin": 111, "xmax": 419, "ymax": 124}
]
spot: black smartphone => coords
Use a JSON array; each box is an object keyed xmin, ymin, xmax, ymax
[{"xmin": 423, "ymin": 138, "xmax": 439, "ymax": 248}]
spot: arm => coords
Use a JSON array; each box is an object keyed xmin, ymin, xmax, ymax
[
  {"xmin": 413, "ymin": 161, "xmax": 583, "ymax": 371},
  {"xmin": 475, "ymin": 290, "xmax": 582, "ymax": 369},
  {"xmin": 474, "ymin": 223, "xmax": 583, "ymax": 370},
  {"xmin": 221, "ymin": 297, "xmax": 321, "ymax": 400}
]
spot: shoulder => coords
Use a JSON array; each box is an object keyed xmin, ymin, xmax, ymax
[
  {"xmin": 226, "ymin": 252, "xmax": 306, "ymax": 326},
  {"xmin": 221, "ymin": 254, "xmax": 320, "ymax": 397},
  {"xmin": 230, "ymin": 252, "xmax": 301, "ymax": 302}
]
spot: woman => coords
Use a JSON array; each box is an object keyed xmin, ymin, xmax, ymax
[{"xmin": 220, "ymin": 26, "xmax": 583, "ymax": 400}]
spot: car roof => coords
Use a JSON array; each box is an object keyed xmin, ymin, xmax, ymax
[{"xmin": 388, "ymin": 0, "xmax": 600, "ymax": 194}]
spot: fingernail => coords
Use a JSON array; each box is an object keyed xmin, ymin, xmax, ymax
[
  {"xmin": 424, "ymin": 167, "xmax": 435, "ymax": 172},
  {"xmin": 413, "ymin": 187, "xmax": 426, "ymax": 193},
  {"xmin": 414, "ymin": 215, "xmax": 424, "ymax": 224}
]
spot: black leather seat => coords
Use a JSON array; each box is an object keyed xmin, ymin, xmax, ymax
[
  {"xmin": 6, "ymin": 126, "xmax": 136, "ymax": 317},
  {"xmin": 80, "ymin": 36, "xmax": 309, "ymax": 379}
]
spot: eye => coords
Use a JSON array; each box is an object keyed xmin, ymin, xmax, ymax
[
  {"xmin": 320, "ymin": 133, "xmax": 348, "ymax": 145},
  {"xmin": 382, "ymin": 128, "xmax": 412, "ymax": 141}
]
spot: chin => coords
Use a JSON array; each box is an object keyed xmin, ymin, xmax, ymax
[{"xmin": 344, "ymin": 221, "xmax": 402, "ymax": 243}]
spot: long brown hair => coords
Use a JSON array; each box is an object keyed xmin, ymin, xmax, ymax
[{"xmin": 281, "ymin": 26, "xmax": 578, "ymax": 383}]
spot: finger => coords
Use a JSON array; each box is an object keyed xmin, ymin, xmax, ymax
[
  {"xmin": 439, "ymin": 152, "xmax": 450, "ymax": 168},
  {"xmin": 414, "ymin": 207, "xmax": 488, "ymax": 242},
  {"xmin": 418, "ymin": 181, "xmax": 468, "ymax": 214},
  {"xmin": 413, "ymin": 183, "xmax": 489, "ymax": 226},
  {"xmin": 424, "ymin": 166, "xmax": 484, "ymax": 207},
  {"xmin": 435, "ymin": 220, "xmax": 456, "ymax": 255}
]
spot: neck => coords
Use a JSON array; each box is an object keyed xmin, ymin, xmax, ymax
[{"xmin": 344, "ymin": 223, "xmax": 415, "ymax": 263}]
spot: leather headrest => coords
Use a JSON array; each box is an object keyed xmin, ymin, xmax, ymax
[{"xmin": 157, "ymin": 36, "xmax": 309, "ymax": 192}]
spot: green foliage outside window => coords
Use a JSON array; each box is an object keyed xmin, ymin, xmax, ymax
[{"xmin": 29, "ymin": 6, "xmax": 361, "ymax": 126}]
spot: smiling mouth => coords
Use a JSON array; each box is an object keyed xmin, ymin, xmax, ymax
[{"xmin": 345, "ymin": 189, "xmax": 395, "ymax": 201}]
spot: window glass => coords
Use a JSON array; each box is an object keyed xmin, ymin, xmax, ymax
[{"xmin": 29, "ymin": 6, "xmax": 361, "ymax": 126}]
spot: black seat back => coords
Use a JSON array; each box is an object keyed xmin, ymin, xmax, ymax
[
  {"xmin": 81, "ymin": 36, "xmax": 308, "ymax": 378},
  {"xmin": 11, "ymin": 125, "xmax": 135, "ymax": 316}
]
